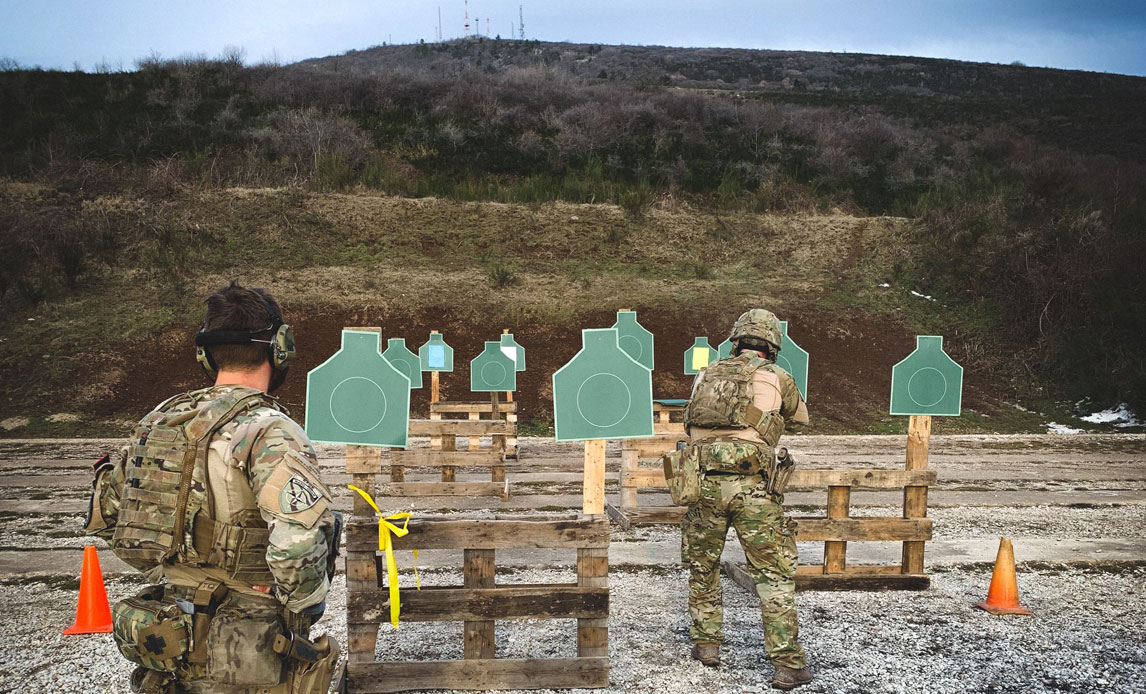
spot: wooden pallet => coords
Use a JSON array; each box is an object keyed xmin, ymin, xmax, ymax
[
  {"xmin": 430, "ymin": 393, "xmax": 518, "ymax": 461},
  {"xmin": 608, "ymin": 419, "xmax": 937, "ymax": 590},
  {"xmin": 344, "ymin": 435, "xmax": 613, "ymax": 693}
]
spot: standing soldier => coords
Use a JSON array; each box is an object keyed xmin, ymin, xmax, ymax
[
  {"xmin": 682, "ymin": 309, "xmax": 812, "ymax": 690},
  {"xmin": 86, "ymin": 281, "xmax": 342, "ymax": 694}
]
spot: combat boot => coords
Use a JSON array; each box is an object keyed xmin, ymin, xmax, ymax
[
  {"xmin": 771, "ymin": 665, "xmax": 813, "ymax": 690},
  {"xmin": 690, "ymin": 642, "xmax": 720, "ymax": 666}
]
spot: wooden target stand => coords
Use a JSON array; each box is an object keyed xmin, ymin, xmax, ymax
[{"xmin": 343, "ymin": 438, "xmax": 611, "ymax": 692}]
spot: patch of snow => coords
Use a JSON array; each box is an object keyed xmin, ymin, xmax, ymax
[
  {"xmin": 910, "ymin": 290, "xmax": 935, "ymax": 301},
  {"xmin": 1081, "ymin": 404, "xmax": 1141, "ymax": 428},
  {"xmin": 1047, "ymin": 422, "xmax": 1083, "ymax": 435}
]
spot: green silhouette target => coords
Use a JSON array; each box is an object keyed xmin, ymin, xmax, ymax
[
  {"xmin": 305, "ymin": 330, "xmax": 410, "ymax": 447},
  {"xmin": 383, "ymin": 338, "xmax": 422, "ymax": 389},
  {"xmin": 684, "ymin": 337, "xmax": 716, "ymax": 375},
  {"xmin": 418, "ymin": 333, "xmax": 454, "ymax": 372},
  {"xmin": 499, "ymin": 333, "xmax": 526, "ymax": 372},
  {"xmin": 611, "ymin": 310, "xmax": 654, "ymax": 371},
  {"xmin": 471, "ymin": 341, "xmax": 517, "ymax": 392},
  {"xmin": 717, "ymin": 338, "xmax": 734, "ymax": 360},
  {"xmin": 553, "ymin": 328, "xmax": 654, "ymax": 442},
  {"xmin": 890, "ymin": 335, "xmax": 963, "ymax": 416},
  {"xmin": 775, "ymin": 321, "xmax": 809, "ymax": 402}
]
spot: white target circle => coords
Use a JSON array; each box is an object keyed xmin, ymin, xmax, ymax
[
  {"xmin": 576, "ymin": 373, "xmax": 632, "ymax": 428},
  {"xmin": 329, "ymin": 377, "xmax": 388, "ymax": 433}
]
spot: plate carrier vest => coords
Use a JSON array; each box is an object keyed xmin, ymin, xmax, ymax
[
  {"xmin": 111, "ymin": 389, "xmax": 278, "ymax": 585},
  {"xmin": 684, "ymin": 354, "xmax": 786, "ymax": 467}
]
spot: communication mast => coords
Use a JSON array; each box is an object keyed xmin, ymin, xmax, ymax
[
  {"xmin": 486, "ymin": 17, "xmax": 490, "ymax": 36},
  {"xmin": 464, "ymin": 0, "xmax": 470, "ymax": 37},
  {"xmin": 519, "ymin": 5, "xmax": 525, "ymax": 40},
  {"xmin": 438, "ymin": 6, "xmax": 443, "ymax": 41}
]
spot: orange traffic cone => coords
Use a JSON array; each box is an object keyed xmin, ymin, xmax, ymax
[
  {"xmin": 975, "ymin": 537, "xmax": 1033, "ymax": 616},
  {"xmin": 63, "ymin": 545, "xmax": 114, "ymax": 634}
]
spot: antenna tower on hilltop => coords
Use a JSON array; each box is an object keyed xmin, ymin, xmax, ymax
[
  {"xmin": 519, "ymin": 5, "xmax": 525, "ymax": 40},
  {"xmin": 486, "ymin": 17, "xmax": 491, "ymax": 36},
  {"xmin": 438, "ymin": 6, "xmax": 443, "ymax": 41},
  {"xmin": 464, "ymin": 0, "xmax": 470, "ymax": 37}
]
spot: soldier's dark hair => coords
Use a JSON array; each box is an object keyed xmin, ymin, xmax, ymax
[
  {"xmin": 734, "ymin": 339, "xmax": 777, "ymax": 361},
  {"xmin": 202, "ymin": 280, "xmax": 283, "ymax": 372}
]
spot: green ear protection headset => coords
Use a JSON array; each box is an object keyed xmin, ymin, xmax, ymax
[{"xmin": 194, "ymin": 292, "xmax": 296, "ymax": 379}]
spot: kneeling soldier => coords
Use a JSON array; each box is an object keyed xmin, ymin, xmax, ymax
[{"xmin": 86, "ymin": 281, "xmax": 341, "ymax": 694}]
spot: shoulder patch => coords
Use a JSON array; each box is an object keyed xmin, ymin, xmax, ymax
[
  {"xmin": 281, "ymin": 474, "xmax": 322, "ymax": 513},
  {"xmin": 258, "ymin": 451, "xmax": 331, "ymax": 529}
]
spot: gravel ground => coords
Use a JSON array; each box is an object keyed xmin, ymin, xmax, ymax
[{"xmin": 3, "ymin": 564, "xmax": 1144, "ymax": 693}]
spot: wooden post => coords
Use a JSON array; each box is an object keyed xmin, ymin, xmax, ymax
[
  {"xmin": 619, "ymin": 447, "xmax": 638, "ymax": 513},
  {"xmin": 463, "ymin": 549, "xmax": 496, "ymax": 659},
  {"xmin": 577, "ymin": 547, "xmax": 608, "ymax": 658},
  {"xmin": 823, "ymin": 486, "xmax": 851, "ymax": 574},
  {"xmin": 431, "ymin": 370, "xmax": 440, "ymax": 404},
  {"xmin": 490, "ymin": 391, "xmax": 506, "ymax": 483},
  {"xmin": 583, "ymin": 439, "xmax": 606, "ymax": 516},
  {"xmin": 901, "ymin": 415, "xmax": 931, "ymax": 574}
]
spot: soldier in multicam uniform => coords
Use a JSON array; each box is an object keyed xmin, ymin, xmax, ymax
[
  {"xmin": 86, "ymin": 281, "xmax": 341, "ymax": 694},
  {"xmin": 681, "ymin": 309, "xmax": 813, "ymax": 690}
]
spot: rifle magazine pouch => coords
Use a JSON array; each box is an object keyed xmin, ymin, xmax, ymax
[
  {"xmin": 205, "ymin": 594, "xmax": 286, "ymax": 686},
  {"xmin": 112, "ymin": 585, "xmax": 192, "ymax": 673},
  {"xmin": 289, "ymin": 635, "xmax": 341, "ymax": 694},
  {"xmin": 663, "ymin": 445, "xmax": 701, "ymax": 506}
]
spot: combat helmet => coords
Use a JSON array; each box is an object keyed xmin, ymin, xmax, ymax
[{"xmin": 729, "ymin": 309, "xmax": 783, "ymax": 352}]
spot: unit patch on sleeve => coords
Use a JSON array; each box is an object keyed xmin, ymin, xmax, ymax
[
  {"xmin": 258, "ymin": 452, "xmax": 331, "ymax": 529},
  {"xmin": 281, "ymin": 474, "xmax": 322, "ymax": 513}
]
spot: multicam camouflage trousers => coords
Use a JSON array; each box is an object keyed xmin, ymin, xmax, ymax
[{"xmin": 681, "ymin": 472, "xmax": 807, "ymax": 669}]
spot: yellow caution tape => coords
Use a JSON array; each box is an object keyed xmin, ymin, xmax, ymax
[{"xmin": 348, "ymin": 485, "xmax": 420, "ymax": 628}]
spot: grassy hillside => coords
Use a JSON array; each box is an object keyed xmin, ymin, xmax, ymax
[{"xmin": 0, "ymin": 40, "xmax": 1143, "ymax": 430}]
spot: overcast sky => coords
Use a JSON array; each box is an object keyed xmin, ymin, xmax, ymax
[{"xmin": 3, "ymin": 0, "xmax": 1144, "ymax": 76}]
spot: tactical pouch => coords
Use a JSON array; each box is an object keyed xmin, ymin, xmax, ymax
[
  {"xmin": 204, "ymin": 593, "xmax": 286, "ymax": 686},
  {"xmin": 112, "ymin": 585, "xmax": 193, "ymax": 674},
  {"xmin": 663, "ymin": 442, "xmax": 701, "ymax": 506}
]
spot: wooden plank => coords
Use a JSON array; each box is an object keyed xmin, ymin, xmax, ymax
[
  {"xmin": 652, "ymin": 422, "xmax": 687, "ymax": 435},
  {"xmin": 431, "ymin": 402, "xmax": 518, "ymax": 414},
  {"xmin": 578, "ymin": 547, "xmax": 609, "ymax": 659},
  {"xmin": 902, "ymin": 414, "xmax": 932, "ymax": 574},
  {"xmin": 621, "ymin": 468, "xmax": 937, "ymax": 490},
  {"xmin": 441, "ymin": 429, "xmax": 457, "ymax": 482},
  {"xmin": 348, "ymin": 586, "xmax": 609, "ymax": 624},
  {"xmin": 348, "ymin": 658, "xmax": 610, "ymax": 692},
  {"xmin": 468, "ymin": 412, "xmax": 482, "ymax": 452},
  {"xmin": 583, "ymin": 439, "xmax": 606, "ymax": 516},
  {"xmin": 722, "ymin": 560, "xmax": 930, "ymax": 593},
  {"xmin": 347, "ymin": 623, "xmax": 379, "ymax": 665},
  {"xmin": 824, "ymin": 486, "xmax": 850, "ymax": 574},
  {"xmin": 347, "ymin": 445, "xmax": 383, "ymax": 475},
  {"xmin": 348, "ymin": 517, "xmax": 610, "ymax": 551},
  {"xmin": 410, "ymin": 420, "xmax": 511, "ymax": 436},
  {"xmin": 390, "ymin": 450, "xmax": 503, "ymax": 467},
  {"xmin": 604, "ymin": 503, "xmax": 631, "ymax": 532},
  {"xmin": 793, "ymin": 517, "xmax": 932, "ymax": 542},
  {"xmin": 430, "ymin": 367, "xmax": 440, "ymax": 404},
  {"xmin": 390, "ymin": 462, "xmax": 405, "ymax": 483},
  {"xmin": 620, "ymin": 508, "xmax": 930, "ymax": 540},
  {"xmin": 350, "ymin": 474, "xmax": 374, "ymax": 517},
  {"xmin": 624, "ymin": 506, "xmax": 687, "ymax": 525},
  {"xmin": 388, "ymin": 482, "xmax": 508, "ymax": 497},
  {"xmin": 464, "ymin": 549, "xmax": 495, "ymax": 660}
]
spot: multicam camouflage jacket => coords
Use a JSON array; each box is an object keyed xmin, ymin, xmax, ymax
[{"xmin": 87, "ymin": 385, "xmax": 334, "ymax": 612}]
